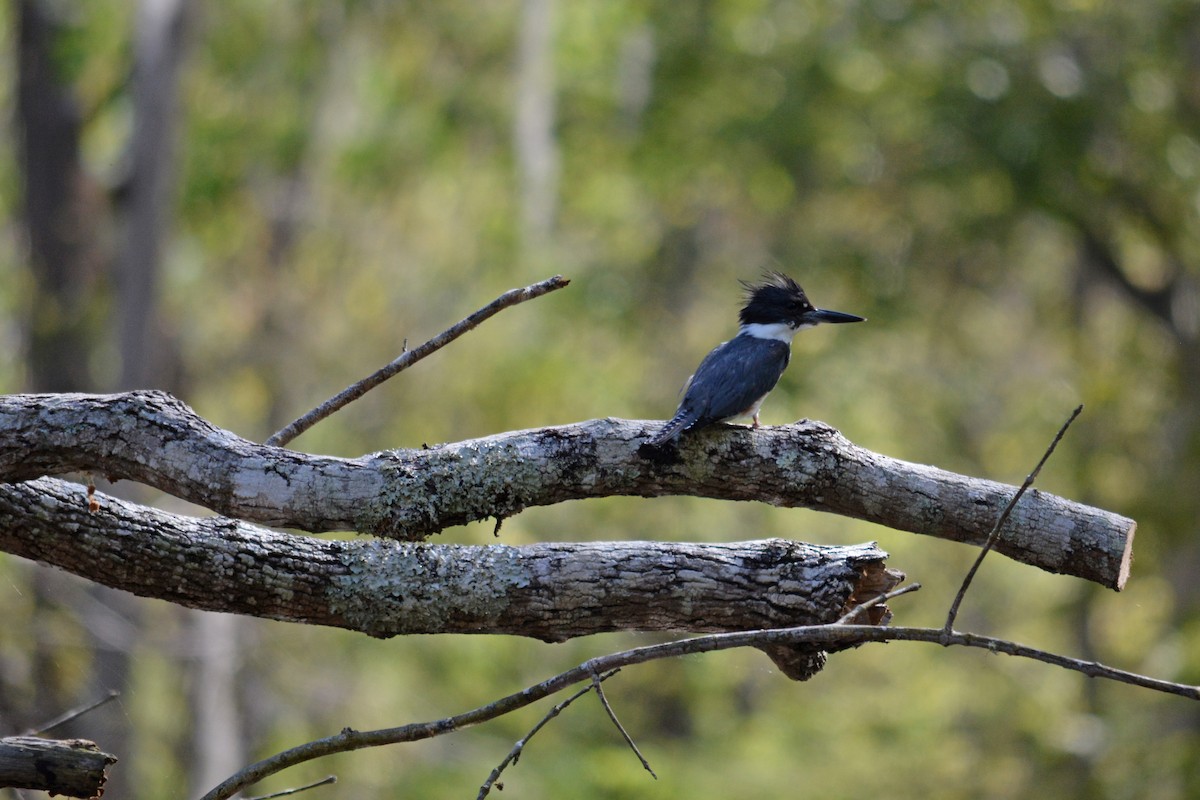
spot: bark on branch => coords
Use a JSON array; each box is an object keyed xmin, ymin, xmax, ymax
[
  {"xmin": 0, "ymin": 391, "xmax": 1134, "ymax": 589},
  {"xmin": 0, "ymin": 477, "xmax": 897, "ymax": 645},
  {"xmin": 0, "ymin": 736, "xmax": 116, "ymax": 797}
]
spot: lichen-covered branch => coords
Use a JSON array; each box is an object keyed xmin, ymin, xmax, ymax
[
  {"xmin": 0, "ymin": 478, "xmax": 897, "ymax": 642},
  {"xmin": 0, "ymin": 391, "xmax": 1135, "ymax": 589}
]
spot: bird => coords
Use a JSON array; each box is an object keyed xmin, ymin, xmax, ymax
[{"xmin": 648, "ymin": 272, "xmax": 864, "ymax": 447}]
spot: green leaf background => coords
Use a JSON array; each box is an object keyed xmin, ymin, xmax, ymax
[{"xmin": 1, "ymin": 1, "xmax": 1197, "ymax": 797}]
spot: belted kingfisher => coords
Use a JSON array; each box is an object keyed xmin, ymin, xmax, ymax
[{"xmin": 649, "ymin": 272, "xmax": 864, "ymax": 447}]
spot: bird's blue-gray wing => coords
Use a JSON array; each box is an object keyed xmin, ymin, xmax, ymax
[
  {"xmin": 681, "ymin": 336, "xmax": 790, "ymax": 424},
  {"xmin": 649, "ymin": 336, "xmax": 790, "ymax": 446}
]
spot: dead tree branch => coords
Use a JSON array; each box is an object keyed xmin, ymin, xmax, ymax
[
  {"xmin": 0, "ymin": 477, "xmax": 897, "ymax": 643},
  {"xmin": 23, "ymin": 690, "xmax": 121, "ymax": 736},
  {"xmin": 0, "ymin": 736, "xmax": 117, "ymax": 798},
  {"xmin": 0, "ymin": 391, "xmax": 1135, "ymax": 588},
  {"xmin": 945, "ymin": 404, "xmax": 1084, "ymax": 630},
  {"xmin": 477, "ymin": 675, "xmax": 612, "ymax": 800},
  {"xmin": 198, "ymin": 610, "xmax": 1199, "ymax": 800},
  {"xmin": 265, "ymin": 275, "xmax": 571, "ymax": 447},
  {"xmin": 198, "ymin": 408, "xmax": 1160, "ymax": 799}
]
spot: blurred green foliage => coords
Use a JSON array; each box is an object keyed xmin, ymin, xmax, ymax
[{"xmin": 2, "ymin": 0, "xmax": 1200, "ymax": 798}]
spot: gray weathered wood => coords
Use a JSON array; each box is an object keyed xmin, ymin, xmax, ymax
[
  {"xmin": 0, "ymin": 391, "xmax": 1134, "ymax": 588},
  {"xmin": 0, "ymin": 736, "xmax": 116, "ymax": 797},
  {"xmin": 0, "ymin": 477, "xmax": 898, "ymax": 642}
]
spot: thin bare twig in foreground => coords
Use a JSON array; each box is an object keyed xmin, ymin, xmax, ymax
[
  {"xmin": 477, "ymin": 672, "xmax": 615, "ymax": 800},
  {"xmin": 265, "ymin": 275, "xmax": 570, "ymax": 448},
  {"xmin": 836, "ymin": 583, "xmax": 923, "ymax": 624},
  {"xmin": 943, "ymin": 404, "xmax": 1084, "ymax": 633},
  {"xmin": 23, "ymin": 689, "xmax": 120, "ymax": 736},
  {"xmin": 199, "ymin": 600, "xmax": 1199, "ymax": 800},
  {"xmin": 245, "ymin": 775, "xmax": 336, "ymax": 799},
  {"xmin": 593, "ymin": 673, "xmax": 656, "ymax": 780}
]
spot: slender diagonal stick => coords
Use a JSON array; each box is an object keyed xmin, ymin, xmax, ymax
[
  {"xmin": 23, "ymin": 689, "xmax": 120, "ymax": 736},
  {"xmin": 836, "ymin": 583, "xmax": 923, "ymax": 625},
  {"xmin": 592, "ymin": 673, "xmax": 656, "ymax": 779},
  {"xmin": 265, "ymin": 275, "xmax": 571, "ymax": 448},
  {"xmin": 244, "ymin": 775, "xmax": 336, "ymax": 800},
  {"xmin": 200, "ymin": 601, "xmax": 1200, "ymax": 800},
  {"xmin": 943, "ymin": 404, "xmax": 1084, "ymax": 633},
  {"xmin": 476, "ymin": 672, "xmax": 615, "ymax": 800}
]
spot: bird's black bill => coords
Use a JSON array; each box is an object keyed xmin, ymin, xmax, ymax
[{"xmin": 807, "ymin": 308, "xmax": 866, "ymax": 324}]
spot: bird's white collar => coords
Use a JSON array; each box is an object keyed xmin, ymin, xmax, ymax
[{"xmin": 739, "ymin": 322, "xmax": 807, "ymax": 343}]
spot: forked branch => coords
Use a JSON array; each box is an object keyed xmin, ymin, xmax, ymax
[{"xmin": 198, "ymin": 609, "xmax": 1199, "ymax": 800}]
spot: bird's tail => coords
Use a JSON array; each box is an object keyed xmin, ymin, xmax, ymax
[{"xmin": 648, "ymin": 410, "xmax": 696, "ymax": 448}]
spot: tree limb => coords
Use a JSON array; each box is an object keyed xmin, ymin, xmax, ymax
[
  {"xmin": 944, "ymin": 404, "xmax": 1083, "ymax": 630},
  {"xmin": 477, "ymin": 675, "xmax": 609, "ymax": 800},
  {"xmin": 265, "ymin": 275, "xmax": 571, "ymax": 447},
  {"xmin": 0, "ymin": 736, "xmax": 117, "ymax": 798},
  {"xmin": 0, "ymin": 391, "xmax": 1135, "ymax": 589},
  {"xmin": 0, "ymin": 478, "xmax": 898, "ymax": 643},
  {"xmin": 198, "ymin": 609, "xmax": 1199, "ymax": 800},
  {"xmin": 24, "ymin": 690, "xmax": 121, "ymax": 736}
]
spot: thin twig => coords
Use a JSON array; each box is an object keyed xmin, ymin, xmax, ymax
[
  {"xmin": 592, "ymin": 673, "xmax": 656, "ymax": 779},
  {"xmin": 245, "ymin": 775, "xmax": 336, "ymax": 799},
  {"xmin": 836, "ymin": 583, "xmax": 922, "ymax": 625},
  {"xmin": 199, "ymin": 604, "xmax": 1199, "ymax": 800},
  {"xmin": 943, "ymin": 405, "xmax": 1084, "ymax": 633},
  {"xmin": 477, "ymin": 675, "xmax": 611, "ymax": 799},
  {"xmin": 264, "ymin": 275, "xmax": 570, "ymax": 448},
  {"xmin": 23, "ymin": 689, "xmax": 120, "ymax": 736}
]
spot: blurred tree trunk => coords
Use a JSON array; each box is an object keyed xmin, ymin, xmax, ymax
[
  {"xmin": 117, "ymin": 0, "xmax": 189, "ymax": 392},
  {"xmin": 188, "ymin": 612, "xmax": 245, "ymax": 798},
  {"xmin": 15, "ymin": 0, "xmax": 102, "ymax": 394},
  {"xmin": 514, "ymin": 0, "xmax": 559, "ymax": 253}
]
